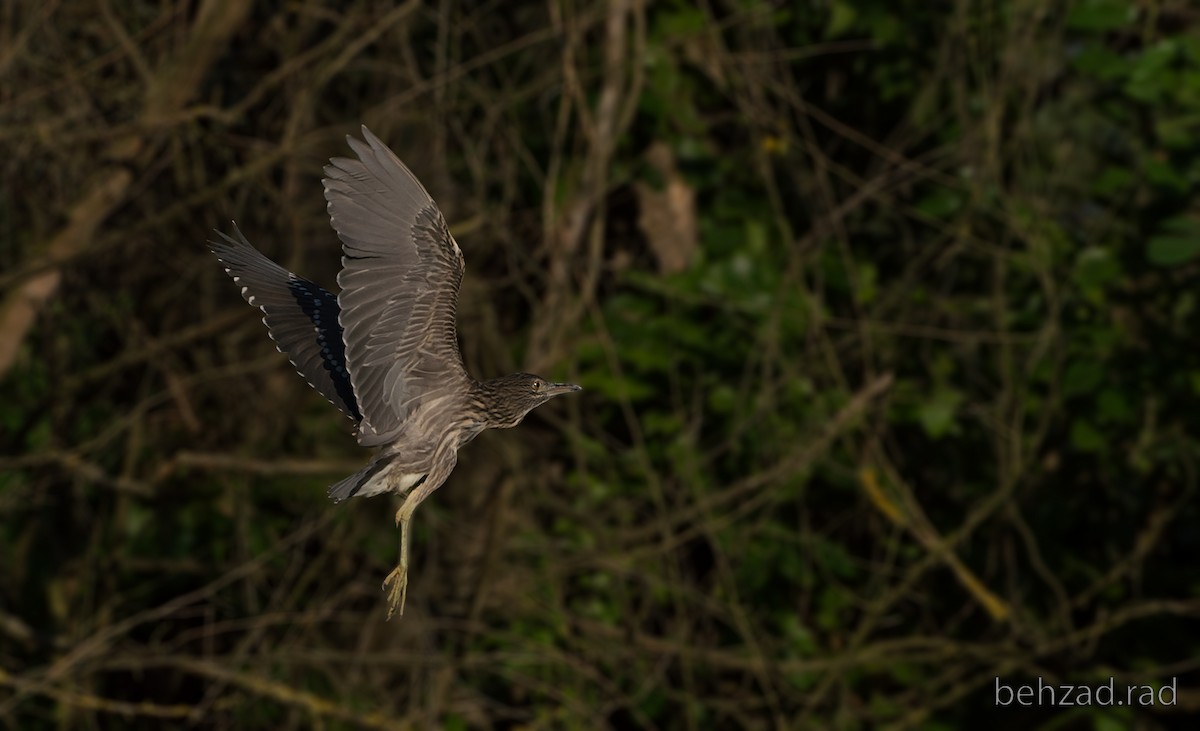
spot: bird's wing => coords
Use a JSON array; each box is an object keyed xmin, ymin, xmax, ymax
[
  {"xmin": 209, "ymin": 225, "xmax": 362, "ymax": 422},
  {"xmin": 323, "ymin": 125, "xmax": 469, "ymax": 446}
]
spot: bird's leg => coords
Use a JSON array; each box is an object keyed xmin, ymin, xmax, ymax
[
  {"xmin": 382, "ymin": 503, "xmax": 413, "ymax": 619},
  {"xmin": 381, "ymin": 474, "xmax": 442, "ymax": 619}
]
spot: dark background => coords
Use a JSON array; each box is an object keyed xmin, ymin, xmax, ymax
[{"xmin": 2, "ymin": 0, "xmax": 1199, "ymax": 728}]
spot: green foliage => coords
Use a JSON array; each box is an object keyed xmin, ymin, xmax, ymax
[
  {"xmin": 4, "ymin": 0, "xmax": 1200, "ymax": 729},
  {"xmin": 1066, "ymin": 0, "xmax": 1136, "ymax": 32},
  {"xmin": 1148, "ymin": 217, "xmax": 1200, "ymax": 267}
]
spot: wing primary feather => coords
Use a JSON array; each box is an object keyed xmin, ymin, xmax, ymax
[
  {"xmin": 209, "ymin": 223, "xmax": 362, "ymax": 422},
  {"xmin": 323, "ymin": 126, "xmax": 470, "ymax": 445}
]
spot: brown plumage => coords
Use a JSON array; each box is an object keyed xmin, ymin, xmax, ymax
[{"xmin": 210, "ymin": 126, "xmax": 581, "ymax": 618}]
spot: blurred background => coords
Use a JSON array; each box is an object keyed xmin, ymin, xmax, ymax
[{"xmin": 3, "ymin": 0, "xmax": 1200, "ymax": 728}]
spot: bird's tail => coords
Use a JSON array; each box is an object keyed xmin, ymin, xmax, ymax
[{"xmin": 327, "ymin": 453, "xmax": 397, "ymax": 502}]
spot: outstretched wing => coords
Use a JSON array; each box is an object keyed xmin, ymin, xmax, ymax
[
  {"xmin": 323, "ymin": 126, "xmax": 469, "ymax": 447},
  {"xmin": 209, "ymin": 224, "xmax": 361, "ymax": 422}
]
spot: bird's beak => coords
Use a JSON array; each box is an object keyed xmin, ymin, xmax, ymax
[{"xmin": 546, "ymin": 382, "xmax": 583, "ymax": 397}]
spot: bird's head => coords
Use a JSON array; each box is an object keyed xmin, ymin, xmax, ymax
[{"xmin": 480, "ymin": 372, "xmax": 582, "ymax": 429}]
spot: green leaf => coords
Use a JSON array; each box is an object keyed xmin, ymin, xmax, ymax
[
  {"xmin": 855, "ymin": 263, "xmax": 878, "ymax": 305},
  {"xmin": 1072, "ymin": 46, "xmax": 1129, "ymax": 81},
  {"xmin": 1097, "ymin": 389, "xmax": 1133, "ymax": 423},
  {"xmin": 918, "ymin": 388, "xmax": 963, "ymax": 439},
  {"xmin": 708, "ymin": 383, "xmax": 737, "ymax": 415},
  {"xmin": 1091, "ymin": 166, "xmax": 1134, "ymax": 197},
  {"xmin": 1143, "ymin": 158, "xmax": 1189, "ymax": 192},
  {"xmin": 825, "ymin": 1, "xmax": 857, "ymax": 38},
  {"xmin": 1147, "ymin": 217, "xmax": 1200, "ymax": 267},
  {"xmin": 1073, "ymin": 247, "xmax": 1122, "ymax": 291},
  {"xmin": 1063, "ymin": 360, "xmax": 1105, "ymax": 397},
  {"xmin": 915, "ymin": 187, "xmax": 964, "ymax": 219},
  {"xmin": 1155, "ymin": 113, "xmax": 1200, "ymax": 150},
  {"xmin": 1066, "ymin": 0, "xmax": 1136, "ymax": 31},
  {"xmin": 1070, "ymin": 420, "xmax": 1106, "ymax": 451},
  {"xmin": 656, "ymin": 7, "xmax": 706, "ymax": 37},
  {"xmin": 1125, "ymin": 41, "xmax": 1179, "ymax": 104}
]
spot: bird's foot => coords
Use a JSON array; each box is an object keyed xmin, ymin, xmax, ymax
[{"xmin": 382, "ymin": 563, "xmax": 409, "ymax": 620}]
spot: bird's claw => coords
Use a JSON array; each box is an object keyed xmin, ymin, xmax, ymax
[{"xmin": 383, "ymin": 563, "xmax": 409, "ymax": 620}]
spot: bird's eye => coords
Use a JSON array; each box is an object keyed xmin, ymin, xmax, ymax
[{"xmin": 531, "ymin": 379, "xmax": 545, "ymax": 392}]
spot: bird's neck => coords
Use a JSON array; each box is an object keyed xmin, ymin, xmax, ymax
[{"xmin": 470, "ymin": 377, "xmax": 523, "ymax": 430}]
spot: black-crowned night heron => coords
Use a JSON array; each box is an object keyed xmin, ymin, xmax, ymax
[{"xmin": 210, "ymin": 126, "xmax": 581, "ymax": 618}]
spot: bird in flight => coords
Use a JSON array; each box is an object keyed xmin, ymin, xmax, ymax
[{"xmin": 210, "ymin": 126, "xmax": 581, "ymax": 618}]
